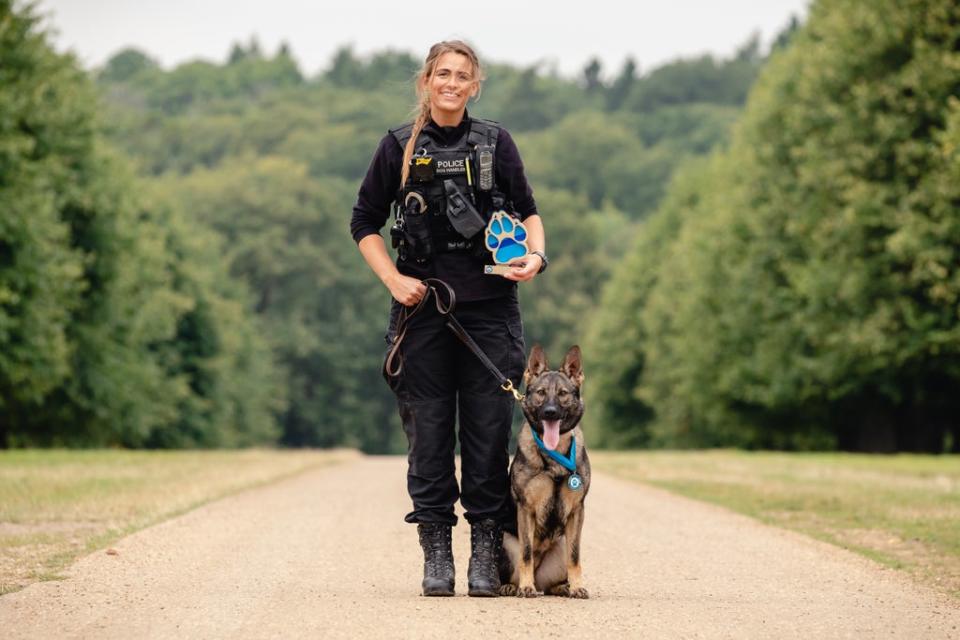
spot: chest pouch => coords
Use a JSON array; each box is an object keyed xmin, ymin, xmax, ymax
[{"xmin": 444, "ymin": 179, "xmax": 486, "ymax": 239}]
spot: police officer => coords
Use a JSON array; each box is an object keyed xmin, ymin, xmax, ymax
[{"xmin": 350, "ymin": 40, "xmax": 546, "ymax": 597}]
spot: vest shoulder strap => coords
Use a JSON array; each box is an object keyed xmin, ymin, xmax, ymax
[
  {"xmin": 467, "ymin": 117, "xmax": 500, "ymax": 147},
  {"xmin": 389, "ymin": 122, "xmax": 416, "ymax": 151}
]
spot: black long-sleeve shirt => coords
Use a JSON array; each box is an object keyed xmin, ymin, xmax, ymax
[{"xmin": 350, "ymin": 115, "xmax": 539, "ymax": 302}]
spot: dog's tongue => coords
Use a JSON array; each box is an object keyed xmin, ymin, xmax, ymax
[{"xmin": 542, "ymin": 420, "xmax": 561, "ymax": 450}]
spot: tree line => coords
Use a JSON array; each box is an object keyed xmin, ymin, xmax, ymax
[
  {"xmin": 587, "ymin": 0, "xmax": 960, "ymax": 453},
  {"xmin": 1, "ymin": 2, "xmax": 278, "ymax": 447},
  {"xmin": 16, "ymin": 0, "xmax": 954, "ymax": 453},
  {"xmin": 2, "ymin": 0, "xmax": 784, "ymax": 450}
]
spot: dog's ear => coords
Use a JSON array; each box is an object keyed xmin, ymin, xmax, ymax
[
  {"xmin": 524, "ymin": 344, "xmax": 548, "ymax": 386},
  {"xmin": 562, "ymin": 345, "xmax": 584, "ymax": 387}
]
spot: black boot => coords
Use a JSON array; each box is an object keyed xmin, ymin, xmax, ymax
[
  {"xmin": 468, "ymin": 518, "xmax": 502, "ymax": 597},
  {"xmin": 417, "ymin": 523, "xmax": 455, "ymax": 596}
]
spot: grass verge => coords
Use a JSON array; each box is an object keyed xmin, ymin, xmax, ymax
[
  {"xmin": 590, "ymin": 450, "xmax": 960, "ymax": 599},
  {"xmin": 0, "ymin": 448, "xmax": 358, "ymax": 595}
]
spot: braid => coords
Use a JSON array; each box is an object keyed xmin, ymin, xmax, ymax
[{"xmin": 400, "ymin": 96, "xmax": 431, "ymax": 187}]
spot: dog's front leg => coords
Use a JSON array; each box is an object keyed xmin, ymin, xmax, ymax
[
  {"xmin": 516, "ymin": 506, "xmax": 538, "ymax": 598},
  {"xmin": 563, "ymin": 506, "xmax": 588, "ymax": 598}
]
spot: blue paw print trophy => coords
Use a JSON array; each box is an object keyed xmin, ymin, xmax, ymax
[{"xmin": 483, "ymin": 211, "xmax": 529, "ymax": 275}]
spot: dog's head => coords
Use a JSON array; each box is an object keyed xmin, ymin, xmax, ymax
[{"xmin": 521, "ymin": 344, "xmax": 584, "ymax": 451}]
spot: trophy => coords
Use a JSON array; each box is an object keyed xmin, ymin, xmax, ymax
[{"xmin": 483, "ymin": 211, "xmax": 529, "ymax": 275}]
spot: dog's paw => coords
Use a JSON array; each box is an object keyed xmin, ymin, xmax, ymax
[
  {"xmin": 569, "ymin": 586, "xmax": 589, "ymax": 599},
  {"xmin": 498, "ymin": 583, "xmax": 518, "ymax": 596},
  {"xmin": 545, "ymin": 582, "xmax": 570, "ymax": 597},
  {"xmin": 485, "ymin": 211, "xmax": 528, "ymax": 264},
  {"xmin": 516, "ymin": 584, "xmax": 539, "ymax": 598}
]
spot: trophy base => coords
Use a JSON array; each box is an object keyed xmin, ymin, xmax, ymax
[{"xmin": 484, "ymin": 264, "xmax": 514, "ymax": 276}]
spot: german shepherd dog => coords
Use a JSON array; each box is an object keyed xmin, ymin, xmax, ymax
[{"xmin": 499, "ymin": 345, "xmax": 590, "ymax": 598}]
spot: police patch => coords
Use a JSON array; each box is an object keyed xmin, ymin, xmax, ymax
[{"xmin": 435, "ymin": 158, "xmax": 467, "ymax": 176}]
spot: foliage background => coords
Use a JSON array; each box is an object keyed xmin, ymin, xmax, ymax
[{"xmin": 3, "ymin": 0, "xmax": 957, "ymax": 453}]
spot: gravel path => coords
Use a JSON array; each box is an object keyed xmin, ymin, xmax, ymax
[{"xmin": 2, "ymin": 456, "xmax": 957, "ymax": 639}]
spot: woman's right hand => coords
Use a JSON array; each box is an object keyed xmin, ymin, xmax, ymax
[
  {"xmin": 386, "ymin": 273, "xmax": 427, "ymax": 306},
  {"xmin": 356, "ymin": 235, "xmax": 426, "ymax": 306}
]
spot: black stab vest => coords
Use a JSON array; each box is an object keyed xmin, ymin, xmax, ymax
[{"xmin": 390, "ymin": 117, "xmax": 502, "ymax": 250}]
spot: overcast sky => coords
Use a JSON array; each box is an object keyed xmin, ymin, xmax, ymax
[{"xmin": 38, "ymin": 0, "xmax": 810, "ymax": 79}]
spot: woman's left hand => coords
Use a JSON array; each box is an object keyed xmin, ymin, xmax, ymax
[{"xmin": 502, "ymin": 254, "xmax": 542, "ymax": 282}]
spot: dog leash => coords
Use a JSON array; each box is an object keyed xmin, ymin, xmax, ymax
[{"xmin": 383, "ymin": 278, "xmax": 525, "ymax": 402}]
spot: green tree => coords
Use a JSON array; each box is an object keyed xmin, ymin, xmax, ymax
[
  {"xmin": 1, "ymin": 2, "xmax": 280, "ymax": 448},
  {"xmin": 519, "ymin": 110, "xmax": 698, "ymax": 217},
  {"xmin": 98, "ymin": 47, "xmax": 159, "ymax": 83},
  {"xmin": 161, "ymin": 156, "xmax": 402, "ymax": 451},
  {"xmin": 146, "ymin": 194, "xmax": 282, "ymax": 448},
  {"xmin": 325, "ymin": 47, "xmax": 418, "ymax": 91},
  {"xmin": 628, "ymin": 103, "xmax": 739, "ymax": 152},
  {"xmin": 0, "ymin": 1, "xmax": 89, "ymax": 439},
  {"xmin": 605, "ymin": 57, "xmax": 637, "ymax": 110},
  {"xmin": 582, "ymin": 58, "xmax": 604, "ymax": 92},
  {"xmin": 600, "ymin": 0, "xmax": 960, "ymax": 452},
  {"xmin": 623, "ymin": 54, "xmax": 758, "ymax": 112},
  {"xmin": 771, "ymin": 15, "xmax": 802, "ymax": 52},
  {"xmin": 499, "ymin": 67, "xmax": 554, "ymax": 131},
  {"xmin": 585, "ymin": 160, "xmax": 713, "ymax": 447},
  {"xmin": 520, "ymin": 188, "xmax": 631, "ymax": 361},
  {"xmin": 141, "ymin": 48, "xmax": 302, "ymax": 115}
]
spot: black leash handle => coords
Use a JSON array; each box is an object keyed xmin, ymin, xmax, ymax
[
  {"xmin": 383, "ymin": 278, "xmax": 454, "ymax": 378},
  {"xmin": 382, "ymin": 278, "xmax": 524, "ymax": 402}
]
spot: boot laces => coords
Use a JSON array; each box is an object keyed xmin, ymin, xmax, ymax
[
  {"xmin": 419, "ymin": 525, "xmax": 453, "ymax": 574},
  {"xmin": 470, "ymin": 521, "xmax": 501, "ymax": 561}
]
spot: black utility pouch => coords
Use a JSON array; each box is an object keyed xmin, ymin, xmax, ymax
[
  {"xmin": 443, "ymin": 179, "xmax": 486, "ymax": 239},
  {"xmin": 403, "ymin": 192, "xmax": 432, "ymax": 260}
]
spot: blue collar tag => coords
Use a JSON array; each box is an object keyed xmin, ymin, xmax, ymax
[{"xmin": 530, "ymin": 425, "xmax": 576, "ymax": 473}]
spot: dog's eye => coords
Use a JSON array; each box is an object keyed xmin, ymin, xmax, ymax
[
  {"xmin": 558, "ymin": 389, "xmax": 569, "ymax": 397},
  {"xmin": 536, "ymin": 389, "xmax": 546, "ymax": 397}
]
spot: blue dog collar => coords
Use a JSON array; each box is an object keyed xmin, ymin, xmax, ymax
[{"xmin": 530, "ymin": 424, "xmax": 575, "ymax": 471}]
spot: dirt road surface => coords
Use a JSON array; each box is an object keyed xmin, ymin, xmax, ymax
[{"xmin": 2, "ymin": 456, "xmax": 958, "ymax": 639}]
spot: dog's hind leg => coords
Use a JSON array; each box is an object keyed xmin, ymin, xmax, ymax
[
  {"xmin": 535, "ymin": 539, "xmax": 568, "ymax": 594},
  {"xmin": 498, "ymin": 533, "xmax": 520, "ymax": 596}
]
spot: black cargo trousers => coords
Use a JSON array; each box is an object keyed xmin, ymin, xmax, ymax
[{"xmin": 383, "ymin": 293, "xmax": 524, "ymax": 531}]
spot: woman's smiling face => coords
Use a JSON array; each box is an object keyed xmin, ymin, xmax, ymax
[{"xmin": 424, "ymin": 52, "xmax": 478, "ymax": 124}]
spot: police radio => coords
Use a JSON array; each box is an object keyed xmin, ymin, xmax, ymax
[{"xmin": 476, "ymin": 145, "xmax": 494, "ymax": 191}]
